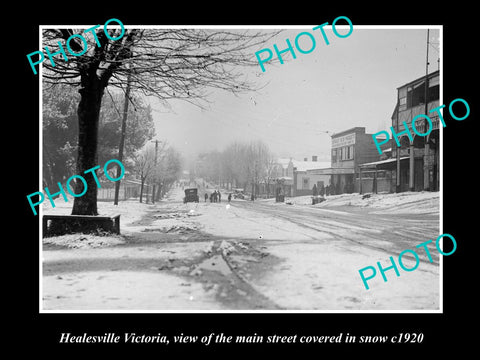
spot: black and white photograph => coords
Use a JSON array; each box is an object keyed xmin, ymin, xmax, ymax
[
  {"xmin": 15, "ymin": 5, "xmax": 478, "ymax": 354},
  {"xmin": 37, "ymin": 24, "xmax": 443, "ymax": 312}
]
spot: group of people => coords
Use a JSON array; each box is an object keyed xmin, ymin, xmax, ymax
[
  {"xmin": 203, "ymin": 189, "xmax": 234, "ymax": 203},
  {"xmin": 205, "ymin": 190, "xmax": 222, "ymax": 203},
  {"xmin": 312, "ymin": 183, "xmax": 337, "ymax": 197}
]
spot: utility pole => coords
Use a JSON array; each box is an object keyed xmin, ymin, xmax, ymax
[
  {"xmin": 423, "ymin": 29, "xmax": 430, "ymax": 191},
  {"xmin": 114, "ymin": 70, "xmax": 132, "ymax": 205},
  {"xmin": 424, "ymin": 29, "xmax": 430, "ymax": 113},
  {"xmin": 151, "ymin": 139, "xmax": 159, "ymax": 203}
]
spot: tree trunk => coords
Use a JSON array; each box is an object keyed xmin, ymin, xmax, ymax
[
  {"xmin": 71, "ymin": 79, "xmax": 105, "ymax": 215},
  {"xmin": 155, "ymin": 182, "xmax": 162, "ymax": 202},
  {"xmin": 140, "ymin": 176, "xmax": 145, "ymax": 203}
]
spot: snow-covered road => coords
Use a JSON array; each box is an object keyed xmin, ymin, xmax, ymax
[
  {"xmin": 226, "ymin": 198, "xmax": 440, "ymax": 310},
  {"xmin": 42, "ymin": 187, "xmax": 440, "ymax": 311}
]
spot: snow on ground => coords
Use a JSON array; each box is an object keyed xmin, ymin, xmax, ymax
[
  {"xmin": 42, "ymin": 193, "xmax": 156, "ymax": 248},
  {"xmin": 42, "ymin": 188, "xmax": 228, "ymax": 310},
  {"xmin": 43, "ymin": 234, "xmax": 125, "ymax": 249},
  {"xmin": 189, "ymin": 200, "xmax": 439, "ymax": 310},
  {"xmin": 259, "ymin": 191, "xmax": 440, "ymax": 215},
  {"xmin": 42, "ymin": 186, "xmax": 440, "ymax": 311},
  {"xmin": 42, "ymin": 223, "xmax": 222, "ymax": 310},
  {"xmin": 320, "ymin": 191, "xmax": 439, "ymax": 211},
  {"xmin": 42, "ymin": 193, "xmax": 152, "ymax": 225},
  {"xmin": 251, "ymin": 240, "xmax": 439, "ymax": 310},
  {"xmin": 44, "ymin": 270, "xmax": 222, "ymax": 310},
  {"xmin": 198, "ymin": 202, "xmax": 321, "ymax": 241}
]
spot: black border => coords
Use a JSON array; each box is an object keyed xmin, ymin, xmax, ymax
[{"xmin": 18, "ymin": 3, "xmax": 477, "ymax": 355}]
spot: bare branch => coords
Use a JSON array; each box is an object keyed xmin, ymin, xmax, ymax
[{"xmin": 42, "ymin": 27, "xmax": 281, "ymax": 106}]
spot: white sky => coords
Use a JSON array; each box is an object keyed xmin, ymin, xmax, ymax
[{"xmin": 147, "ymin": 26, "xmax": 441, "ymax": 163}]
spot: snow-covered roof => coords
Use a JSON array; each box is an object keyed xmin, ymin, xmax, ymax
[
  {"xmin": 292, "ymin": 160, "xmax": 331, "ymax": 172},
  {"xmin": 359, "ymin": 157, "xmax": 409, "ymax": 167}
]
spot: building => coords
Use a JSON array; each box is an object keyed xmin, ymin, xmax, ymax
[
  {"xmin": 291, "ymin": 157, "xmax": 331, "ymax": 196},
  {"xmin": 391, "ymin": 70, "xmax": 440, "ymax": 192},
  {"xmin": 258, "ymin": 158, "xmax": 294, "ymax": 197},
  {"xmin": 307, "ymin": 127, "xmax": 389, "ymax": 195},
  {"xmin": 356, "ymin": 70, "xmax": 440, "ymax": 194},
  {"xmin": 325, "ymin": 127, "xmax": 388, "ymax": 194},
  {"xmin": 258, "ymin": 157, "xmax": 330, "ymax": 197}
]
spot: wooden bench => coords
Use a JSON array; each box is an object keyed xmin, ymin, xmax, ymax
[{"xmin": 43, "ymin": 214, "xmax": 121, "ymax": 237}]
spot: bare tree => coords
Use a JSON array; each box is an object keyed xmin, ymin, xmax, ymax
[
  {"xmin": 263, "ymin": 153, "xmax": 278, "ymax": 198},
  {"xmin": 229, "ymin": 142, "xmax": 250, "ymax": 189},
  {"xmin": 155, "ymin": 146, "xmax": 183, "ymax": 201},
  {"xmin": 196, "ymin": 140, "xmax": 273, "ymax": 195},
  {"xmin": 42, "ymin": 26, "xmax": 279, "ymax": 215},
  {"xmin": 134, "ymin": 144, "xmax": 158, "ymax": 203},
  {"xmin": 246, "ymin": 140, "xmax": 271, "ymax": 197}
]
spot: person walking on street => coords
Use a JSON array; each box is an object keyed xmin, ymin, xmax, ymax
[
  {"xmin": 228, "ymin": 193, "xmax": 232, "ymax": 203},
  {"xmin": 218, "ymin": 190, "xmax": 221, "ymax": 203}
]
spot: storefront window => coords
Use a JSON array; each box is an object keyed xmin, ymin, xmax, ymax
[
  {"xmin": 333, "ymin": 144, "xmax": 355, "ymax": 162},
  {"xmin": 348, "ymin": 145, "xmax": 354, "ymax": 160}
]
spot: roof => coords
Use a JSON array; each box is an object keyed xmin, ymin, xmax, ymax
[
  {"xmin": 359, "ymin": 157, "xmax": 409, "ymax": 168},
  {"xmin": 396, "ymin": 70, "xmax": 439, "ymax": 90},
  {"xmin": 292, "ymin": 160, "xmax": 331, "ymax": 172},
  {"xmin": 276, "ymin": 176, "xmax": 293, "ymax": 181},
  {"xmin": 331, "ymin": 127, "xmax": 365, "ymax": 138}
]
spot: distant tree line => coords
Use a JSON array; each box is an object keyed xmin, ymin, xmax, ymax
[
  {"xmin": 194, "ymin": 140, "xmax": 276, "ymax": 197},
  {"xmin": 134, "ymin": 141, "xmax": 182, "ymax": 203}
]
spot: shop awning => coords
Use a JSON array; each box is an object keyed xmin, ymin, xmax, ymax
[{"xmin": 359, "ymin": 157, "xmax": 409, "ymax": 171}]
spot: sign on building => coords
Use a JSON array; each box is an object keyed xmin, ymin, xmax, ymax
[{"xmin": 332, "ymin": 133, "xmax": 356, "ymax": 149}]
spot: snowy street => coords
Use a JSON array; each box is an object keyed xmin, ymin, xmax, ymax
[{"xmin": 42, "ymin": 187, "xmax": 440, "ymax": 311}]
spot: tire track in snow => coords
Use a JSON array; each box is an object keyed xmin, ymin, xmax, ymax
[
  {"xmin": 231, "ymin": 201, "xmax": 440, "ymax": 265},
  {"xmin": 227, "ymin": 204, "xmax": 320, "ymax": 241}
]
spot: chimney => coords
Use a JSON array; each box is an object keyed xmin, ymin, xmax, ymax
[{"xmin": 312, "ymin": 155, "xmax": 317, "ymax": 162}]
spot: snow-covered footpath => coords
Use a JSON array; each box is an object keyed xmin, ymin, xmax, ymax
[
  {"xmin": 42, "ymin": 193, "xmax": 226, "ymax": 310},
  {"xmin": 269, "ymin": 191, "xmax": 440, "ymax": 215},
  {"xmin": 41, "ymin": 189, "xmax": 440, "ymax": 311}
]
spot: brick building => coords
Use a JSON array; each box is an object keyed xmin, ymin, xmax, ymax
[
  {"xmin": 331, "ymin": 127, "xmax": 387, "ymax": 194},
  {"xmin": 307, "ymin": 127, "xmax": 388, "ymax": 194}
]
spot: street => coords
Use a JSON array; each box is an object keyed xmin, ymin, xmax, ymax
[{"xmin": 42, "ymin": 187, "xmax": 440, "ymax": 311}]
